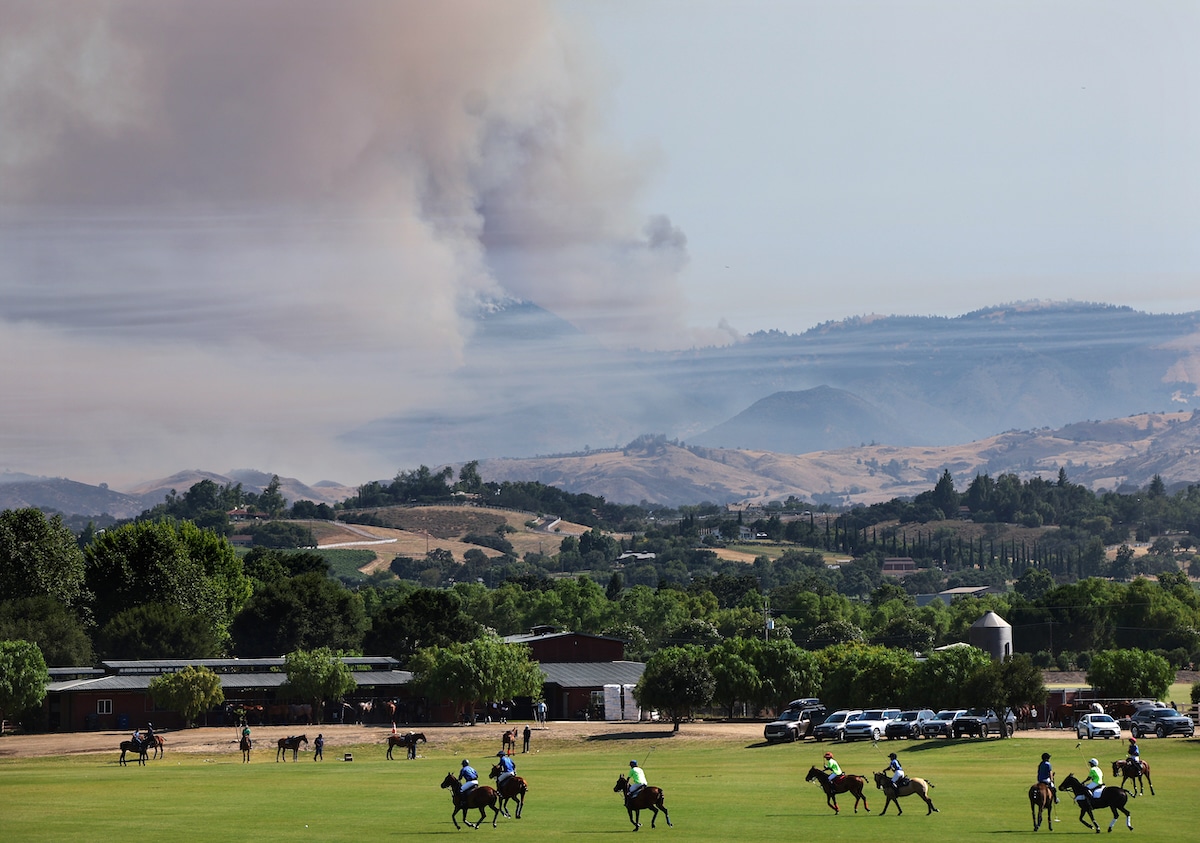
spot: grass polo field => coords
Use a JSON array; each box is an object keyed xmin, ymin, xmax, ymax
[{"xmin": 1, "ymin": 722, "xmax": 1197, "ymax": 841}]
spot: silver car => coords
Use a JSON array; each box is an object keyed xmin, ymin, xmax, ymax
[{"xmin": 813, "ymin": 709, "xmax": 864, "ymax": 741}]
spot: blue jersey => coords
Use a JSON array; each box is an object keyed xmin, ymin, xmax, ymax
[
  {"xmin": 459, "ymin": 765, "xmax": 478, "ymax": 782},
  {"xmin": 1037, "ymin": 761, "xmax": 1053, "ymax": 783},
  {"xmin": 498, "ymin": 756, "xmax": 515, "ymax": 774}
]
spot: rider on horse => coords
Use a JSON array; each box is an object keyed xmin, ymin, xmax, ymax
[
  {"xmin": 1125, "ymin": 737, "xmax": 1139, "ymax": 766},
  {"xmin": 1037, "ymin": 752, "xmax": 1058, "ymax": 804},
  {"xmin": 884, "ymin": 752, "xmax": 907, "ymax": 787},
  {"xmin": 459, "ymin": 759, "xmax": 480, "ymax": 792},
  {"xmin": 627, "ymin": 760, "xmax": 648, "ymax": 798},
  {"xmin": 495, "ymin": 751, "xmax": 516, "ymax": 786},
  {"xmin": 1084, "ymin": 758, "xmax": 1104, "ymax": 802},
  {"xmin": 823, "ymin": 751, "xmax": 843, "ymax": 784}
]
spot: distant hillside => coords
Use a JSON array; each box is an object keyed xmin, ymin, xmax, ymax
[
  {"xmin": 478, "ymin": 411, "xmax": 1200, "ymax": 507},
  {"xmin": 691, "ymin": 386, "xmax": 909, "ymax": 452},
  {"xmin": 345, "ymin": 300, "xmax": 1200, "ymax": 469},
  {"xmin": 1, "ymin": 470, "xmax": 357, "ymax": 520}
]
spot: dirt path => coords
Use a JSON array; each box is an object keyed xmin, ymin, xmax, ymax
[{"xmin": 0, "ymin": 717, "xmax": 1093, "ymax": 760}]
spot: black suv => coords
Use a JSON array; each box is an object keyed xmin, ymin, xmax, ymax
[
  {"xmin": 1129, "ymin": 707, "xmax": 1195, "ymax": 738},
  {"xmin": 952, "ymin": 707, "xmax": 1016, "ymax": 739}
]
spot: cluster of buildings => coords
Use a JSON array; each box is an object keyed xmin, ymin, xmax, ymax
[{"xmin": 41, "ymin": 628, "xmax": 645, "ymax": 733}]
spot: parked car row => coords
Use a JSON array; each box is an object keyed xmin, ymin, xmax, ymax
[{"xmin": 765, "ymin": 699, "xmax": 1195, "ymax": 744}]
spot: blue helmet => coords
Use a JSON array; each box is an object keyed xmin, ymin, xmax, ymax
[{"xmin": 630, "ymin": 760, "xmax": 638, "ymax": 767}]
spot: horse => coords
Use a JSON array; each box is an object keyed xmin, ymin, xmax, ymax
[
  {"xmin": 143, "ymin": 734, "xmax": 164, "ymax": 759},
  {"xmin": 615, "ymin": 773, "xmax": 672, "ymax": 830},
  {"xmin": 357, "ymin": 700, "xmax": 374, "ymax": 724},
  {"xmin": 1052, "ymin": 704, "xmax": 1075, "ymax": 729},
  {"xmin": 501, "ymin": 727, "xmax": 518, "ymax": 754},
  {"xmin": 1112, "ymin": 759, "xmax": 1154, "ymax": 797},
  {"xmin": 118, "ymin": 740, "xmax": 148, "ymax": 766},
  {"xmin": 440, "ymin": 773, "xmax": 500, "ymax": 829},
  {"xmin": 873, "ymin": 771, "xmax": 937, "ymax": 816},
  {"xmin": 385, "ymin": 731, "xmax": 426, "ymax": 760},
  {"xmin": 1059, "ymin": 772, "xmax": 1132, "ymax": 833},
  {"xmin": 1029, "ymin": 781, "xmax": 1054, "ymax": 831},
  {"xmin": 288, "ymin": 703, "xmax": 312, "ymax": 725},
  {"xmin": 1109, "ymin": 700, "xmax": 1137, "ymax": 720},
  {"xmin": 805, "ymin": 766, "xmax": 870, "ymax": 814},
  {"xmin": 239, "ymin": 734, "xmax": 252, "ymax": 763},
  {"xmin": 276, "ymin": 734, "xmax": 308, "ymax": 761},
  {"xmin": 490, "ymin": 762, "xmax": 528, "ymax": 819}
]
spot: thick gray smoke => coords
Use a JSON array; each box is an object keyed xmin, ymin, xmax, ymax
[{"xmin": 0, "ymin": 0, "xmax": 691, "ymax": 484}]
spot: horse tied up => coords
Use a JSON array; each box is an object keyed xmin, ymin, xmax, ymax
[{"xmin": 276, "ymin": 734, "xmax": 308, "ymax": 762}]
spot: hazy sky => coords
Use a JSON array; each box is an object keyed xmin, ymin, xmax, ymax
[{"xmin": 2, "ymin": 1, "xmax": 1198, "ymax": 487}]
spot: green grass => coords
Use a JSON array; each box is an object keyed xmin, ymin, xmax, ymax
[
  {"xmin": 313, "ymin": 548, "xmax": 377, "ymax": 581},
  {"xmin": 2, "ymin": 730, "xmax": 1198, "ymax": 841}
]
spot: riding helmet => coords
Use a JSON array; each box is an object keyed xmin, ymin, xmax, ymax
[
  {"xmin": 497, "ymin": 751, "xmax": 506, "ymax": 757},
  {"xmin": 1088, "ymin": 758, "xmax": 1098, "ymax": 767},
  {"xmin": 630, "ymin": 760, "xmax": 638, "ymax": 767},
  {"xmin": 1129, "ymin": 737, "xmax": 1137, "ymax": 744},
  {"xmin": 824, "ymin": 752, "xmax": 833, "ymax": 759},
  {"xmin": 1042, "ymin": 752, "xmax": 1050, "ymax": 761},
  {"xmin": 462, "ymin": 759, "xmax": 470, "ymax": 765}
]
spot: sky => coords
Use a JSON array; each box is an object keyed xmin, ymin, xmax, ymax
[{"xmin": 1, "ymin": 0, "xmax": 1198, "ymax": 488}]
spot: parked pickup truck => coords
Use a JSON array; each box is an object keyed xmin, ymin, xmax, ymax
[{"xmin": 952, "ymin": 707, "xmax": 1016, "ymax": 738}]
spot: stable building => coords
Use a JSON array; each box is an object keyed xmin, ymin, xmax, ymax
[{"xmin": 44, "ymin": 656, "xmax": 411, "ymax": 733}]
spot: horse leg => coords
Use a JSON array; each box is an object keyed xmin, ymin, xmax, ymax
[
  {"xmin": 515, "ymin": 792, "xmax": 523, "ymax": 820},
  {"xmin": 659, "ymin": 799, "xmax": 672, "ymax": 828},
  {"xmin": 924, "ymin": 793, "xmax": 938, "ymax": 815},
  {"xmin": 649, "ymin": 805, "xmax": 659, "ymax": 828},
  {"xmin": 628, "ymin": 806, "xmax": 640, "ymax": 830},
  {"xmin": 1077, "ymin": 805, "xmax": 1099, "ymax": 833},
  {"xmin": 450, "ymin": 807, "xmax": 461, "ymax": 830}
]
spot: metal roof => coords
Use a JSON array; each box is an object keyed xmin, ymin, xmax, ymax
[
  {"xmin": 48, "ymin": 669, "xmax": 413, "ymax": 694},
  {"xmin": 502, "ymin": 631, "xmax": 626, "ymax": 646},
  {"xmin": 539, "ymin": 661, "xmax": 645, "ymax": 688},
  {"xmin": 101, "ymin": 656, "xmax": 399, "ymax": 674}
]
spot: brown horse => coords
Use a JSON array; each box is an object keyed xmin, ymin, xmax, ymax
[
  {"xmin": 490, "ymin": 762, "xmax": 528, "ymax": 818},
  {"xmin": 805, "ymin": 766, "xmax": 870, "ymax": 814},
  {"xmin": 118, "ymin": 740, "xmax": 148, "ymax": 766},
  {"xmin": 140, "ymin": 735, "xmax": 164, "ymax": 759},
  {"xmin": 1059, "ymin": 773, "xmax": 1132, "ymax": 833},
  {"xmin": 1111, "ymin": 759, "xmax": 1153, "ymax": 797},
  {"xmin": 1052, "ymin": 704, "xmax": 1075, "ymax": 729},
  {"xmin": 239, "ymin": 734, "xmax": 252, "ymax": 763},
  {"xmin": 502, "ymin": 728, "xmax": 519, "ymax": 754},
  {"xmin": 1027, "ymin": 787, "xmax": 1056, "ymax": 830},
  {"xmin": 615, "ymin": 773, "xmax": 672, "ymax": 830},
  {"xmin": 1029, "ymin": 781, "xmax": 1054, "ymax": 831},
  {"xmin": 873, "ymin": 771, "xmax": 937, "ymax": 816},
  {"xmin": 386, "ymin": 731, "xmax": 426, "ymax": 760},
  {"xmin": 276, "ymin": 734, "xmax": 308, "ymax": 761},
  {"xmin": 440, "ymin": 773, "xmax": 500, "ymax": 829}
]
